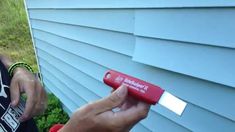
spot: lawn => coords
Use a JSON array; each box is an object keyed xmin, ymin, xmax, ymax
[{"xmin": 0, "ymin": 0, "xmax": 37, "ymax": 70}]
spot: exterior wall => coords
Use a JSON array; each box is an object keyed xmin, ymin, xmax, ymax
[{"xmin": 25, "ymin": 0, "xmax": 235, "ymax": 131}]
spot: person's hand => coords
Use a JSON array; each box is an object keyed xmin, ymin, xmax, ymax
[
  {"xmin": 59, "ymin": 85, "xmax": 150, "ymax": 132},
  {"xmin": 10, "ymin": 67, "xmax": 47, "ymax": 122}
]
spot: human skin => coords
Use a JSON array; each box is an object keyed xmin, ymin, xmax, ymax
[{"xmin": 59, "ymin": 85, "xmax": 150, "ymax": 132}]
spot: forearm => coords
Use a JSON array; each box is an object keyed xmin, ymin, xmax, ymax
[
  {"xmin": 0, "ymin": 54, "xmax": 30, "ymax": 76},
  {"xmin": 0, "ymin": 54, "xmax": 14, "ymax": 69}
]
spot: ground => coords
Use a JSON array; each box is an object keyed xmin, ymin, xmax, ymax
[{"xmin": 0, "ymin": 0, "xmax": 37, "ymax": 70}]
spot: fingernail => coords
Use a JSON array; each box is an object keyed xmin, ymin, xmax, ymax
[{"xmin": 116, "ymin": 85, "xmax": 127, "ymax": 98}]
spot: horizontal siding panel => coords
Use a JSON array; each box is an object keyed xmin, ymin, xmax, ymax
[
  {"xmin": 133, "ymin": 37, "xmax": 235, "ymax": 88},
  {"xmin": 131, "ymin": 124, "xmax": 150, "ymax": 132},
  {"xmin": 33, "ymin": 34, "xmax": 235, "ymax": 130},
  {"xmin": 29, "ymin": 9, "xmax": 134, "ymax": 33},
  {"xmin": 40, "ymin": 65, "xmax": 85, "ymax": 108},
  {"xmin": 43, "ymin": 78, "xmax": 73, "ymax": 114},
  {"xmin": 61, "ymin": 104, "xmax": 72, "ymax": 116},
  {"xmin": 33, "ymin": 31, "xmax": 235, "ymax": 121},
  {"xmin": 35, "ymin": 39, "xmax": 107, "ymax": 83},
  {"xmin": 141, "ymin": 111, "xmax": 190, "ymax": 132},
  {"xmin": 154, "ymin": 102, "xmax": 235, "ymax": 132},
  {"xmin": 135, "ymin": 8, "xmax": 235, "ymax": 48},
  {"xmin": 37, "ymin": 49, "xmax": 110, "ymax": 98},
  {"xmin": 26, "ymin": 0, "xmax": 235, "ymax": 9},
  {"xmin": 40, "ymin": 70, "xmax": 77, "ymax": 112},
  {"xmin": 40, "ymin": 58, "xmax": 101, "ymax": 102},
  {"xmin": 31, "ymin": 19, "xmax": 135, "ymax": 56}
]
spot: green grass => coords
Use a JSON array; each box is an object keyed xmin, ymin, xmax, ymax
[
  {"xmin": 35, "ymin": 94, "xmax": 69, "ymax": 132},
  {"xmin": 0, "ymin": 0, "xmax": 37, "ymax": 70}
]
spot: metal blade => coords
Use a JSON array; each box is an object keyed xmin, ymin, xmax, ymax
[{"xmin": 158, "ymin": 91, "xmax": 187, "ymax": 116}]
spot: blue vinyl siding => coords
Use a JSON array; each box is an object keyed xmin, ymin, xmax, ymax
[
  {"xmin": 29, "ymin": 9, "xmax": 134, "ymax": 33},
  {"xmin": 134, "ymin": 9, "xmax": 235, "ymax": 48},
  {"xmin": 26, "ymin": 0, "xmax": 235, "ymax": 8},
  {"xmin": 25, "ymin": 0, "xmax": 235, "ymax": 131},
  {"xmin": 133, "ymin": 37, "xmax": 235, "ymax": 88},
  {"xmin": 31, "ymin": 20, "xmax": 135, "ymax": 56}
]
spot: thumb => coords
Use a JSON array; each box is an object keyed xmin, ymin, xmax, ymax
[{"xmin": 93, "ymin": 85, "xmax": 128, "ymax": 113}]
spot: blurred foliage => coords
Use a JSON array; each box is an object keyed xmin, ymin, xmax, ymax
[{"xmin": 34, "ymin": 94, "xmax": 69, "ymax": 132}]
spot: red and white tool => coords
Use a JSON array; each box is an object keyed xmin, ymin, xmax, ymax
[{"xmin": 103, "ymin": 70, "xmax": 187, "ymax": 116}]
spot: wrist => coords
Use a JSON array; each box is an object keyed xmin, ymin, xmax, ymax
[
  {"xmin": 8, "ymin": 62, "xmax": 34, "ymax": 77},
  {"xmin": 13, "ymin": 67, "xmax": 26, "ymax": 75}
]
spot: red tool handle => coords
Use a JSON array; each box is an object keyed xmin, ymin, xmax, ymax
[{"xmin": 103, "ymin": 70, "xmax": 164, "ymax": 105}]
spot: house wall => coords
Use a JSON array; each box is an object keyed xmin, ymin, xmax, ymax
[{"xmin": 25, "ymin": 0, "xmax": 235, "ymax": 131}]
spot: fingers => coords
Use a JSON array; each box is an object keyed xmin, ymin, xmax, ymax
[
  {"xmin": 10, "ymin": 78, "xmax": 20, "ymax": 107},
  {"xmin": 19, "ymin": 82, "xmax": 36, "ymax": 122},
  {"xmin": 60, "ymin": 85, "xmax": 150, "ymax": 132},
  {"xmin": 34, "ymin": 80, "xmax": 47, "ymax": 115},
  {"xmin": 91, "ymin": 85, "xmax": 128, "ymax": 114},
  {"xmin": 114, "ymin": 101, "xmax": 150, "ymax": 126},
  {"xmin": 119, "ymin": 96, "xmax": 137, "ymax": 111},
  {"xmin": 10, "ymin": 68, "xmax": 47, "ymax": 122},
  {"xmin": 20, "ymin": 77, "xmax": 47, "ymax": 122}
]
